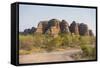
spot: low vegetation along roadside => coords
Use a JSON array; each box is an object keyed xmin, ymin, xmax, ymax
[{"xmin": 19, "ymin": 33, "xmax": 96, "ymax": 60}]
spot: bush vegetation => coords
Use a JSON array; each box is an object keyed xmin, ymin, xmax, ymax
[
  {"xmin": 19, "ymin": 33, "xmax": 96, "ymax": 60},
  {"xmin": 80, "ymin": 45, "xmax": 96, "ymax": 59}
]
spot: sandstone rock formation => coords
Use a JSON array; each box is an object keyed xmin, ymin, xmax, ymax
[
  {"xmin": 36, "ymin": 21, "xmax": 48, "ymax": 34},
  {"xmin": 45, "ymin": 19, "xmax": 60, "ymax": 37},
  {"xmin": 19, "ymin": 27, "xmax": 36, "ymax": 35},
  {"xmin": 89, "ymin": 30, "xmax": 94, "ymax": 36},
  {"xmin": 79, "ymin": 23, "xmax": 89, "ymax": 36},
  {"xmin": 69, "ymin": 21, "xmax": 79, "ymax": 35},
  {"xmin": 60, "ymin": 20, "xmax": 70, "ymax": 33},
  {"xmin": 30, "ymin": 27, "xmax": 36, "ymax": 33},
  {"xmin": 23, "ymin": 29, "xmax": 31, "ymax": 35},
  {"xmin": 20, "ymin": 19, "xmax": 94, "ymax": 37}
]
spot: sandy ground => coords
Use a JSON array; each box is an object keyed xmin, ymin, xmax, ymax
[{"xmin": 19, "ymin": 48, "xmax": 82, "ymax": 64}]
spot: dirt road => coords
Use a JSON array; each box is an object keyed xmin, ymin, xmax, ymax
[{"xmin": 19, "ymin": 49, "xmax": 82, "ymax": 64}]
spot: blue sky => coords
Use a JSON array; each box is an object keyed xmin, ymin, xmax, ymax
[{"xmin": 19, "ymin": 4, "xmax": 96, "ymax": 35}]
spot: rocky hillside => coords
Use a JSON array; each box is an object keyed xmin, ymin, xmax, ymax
[{"xmin": 20, "ymin": 19, "xmax": 94, "ymax": 37}]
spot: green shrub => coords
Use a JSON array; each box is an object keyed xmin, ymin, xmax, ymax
[
  {"xmin": 80, "ymin": 45, "xmax": 96, "ymax": 59},
  {"xmin": 71, "ymin": 34, "xmax": 80, "ymax": 46},
  {"xmin": 19, "ymin": 33, "xmax": 96, "ymax": 54},
  {"xmin": 60, "ymin": 34, "xmax": 72, "ymax": 47},
  {"xmin": 19, "ymin": 35, "xmax": 33, "ymax": 50},
  {"xmin": 32, "ymin": 34, "xmax": 45, "ymax": 47},
  {"xmin": 19, "ymin": 50, "xmax": 31, "ymax": 55},
  {"xmin": 79, "ymin": 36, "xmax": 94, "ymax": 45}
]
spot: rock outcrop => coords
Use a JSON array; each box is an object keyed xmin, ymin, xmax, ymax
[
  {"xmin": 20, "ymin": 19, "xmax": 94, "ymax": 37},
  {"xmin": 30, "ymin": 27, "xmax": 36, "ymax": 33},
  {"xmin": 69, "ymin": 21, "xmax": 79, "ymax": 35},
  {"xmin": 23, "ymin": 29, "xmax": 31, "ymax": 35},
  {"xmin": 45, "ymin": 19, "xmax": 60, "ymax": 37},
  {"xmin": 79, "ymin": 23, "xmax": 89, "ymax": 36},
  {"xmin": 89, "ymin": 30, "xmax": 94, "ymax": 36},
  {"xmin": 19, "ymin": 27, "xmax": 36, "ymax": 35},
  {"xmin": 36, "ymin": 21, "xmax": 48, "ymax": 34},
  {"xmin": 60, "ymin": 20, "xmax": 70, "ymax": 33}
]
